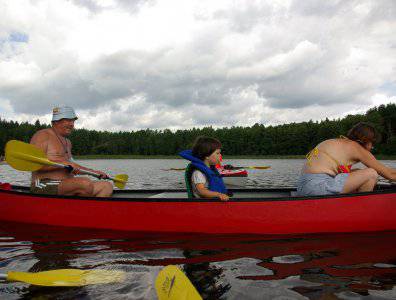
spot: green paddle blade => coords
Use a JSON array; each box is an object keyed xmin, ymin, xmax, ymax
[
  {"xmin": 113, "ymin": 174, "xmax": 129, "ymax": 189},
  {"xmin": 156, "ymin": 265, "xmax": 202, "ymax": 300},
  {"xmin": 5, "ymin": 140, "xmax": 55, "ymax": 171},
  {"xmin": 6, "ymin": 269, "xmax": 125, "ymax": 286}
]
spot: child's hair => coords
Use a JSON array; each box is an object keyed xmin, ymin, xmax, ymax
[
  {"xmin": 192, "ymin": 136, "xmax": 222, "ymax": 161},
  {"xmin": 347, "ymin": 122, "xmax": 380, "ymax": 146}
]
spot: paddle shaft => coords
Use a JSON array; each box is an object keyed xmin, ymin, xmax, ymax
[
  {"xmin": 18, "ymin": 152, "xmax": 122, "ymax": 183},
  {"xmin": 41, "ymin": 160, "xmax": 127, "ymax": 187},
  {"xmin": 63, "ymin": 164, "xmax": 120, "ymax": 183},
  {"xmin": 0, "ymin": 274, "xmax": 6, "ymax": 281}
]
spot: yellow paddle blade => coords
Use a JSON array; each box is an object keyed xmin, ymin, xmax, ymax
[
  {"xmin": 7, "ymin": 269, "xmax": 125, "ymax": 286},
  {"xmin": 5, "ymin": 140, "xmax": 55, "ymax": 171},
  {"xmin": 156, "ymin": 265, "xmax": 202, "ymax": 300},
  {"xmin": 113, "ymin": 174, "xmax": 128, "ymax": 189}
]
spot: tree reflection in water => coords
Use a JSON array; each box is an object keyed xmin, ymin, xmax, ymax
[{"xmin": 183, "ymin": 250, "xmax": 231, "ymax": 300}]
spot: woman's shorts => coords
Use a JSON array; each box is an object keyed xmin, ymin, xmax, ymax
[
  {"xmin": 31, "ymin": 178, "xmax": 61, "ymax": 195},
  {"xmin": 297, "ymin": 173, "xmax": 349, "ymax": 196}
]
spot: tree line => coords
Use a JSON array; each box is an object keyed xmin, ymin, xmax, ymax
[{"xmin": 1, "ymin": 104, "xmax": 395, "ymax": 156}]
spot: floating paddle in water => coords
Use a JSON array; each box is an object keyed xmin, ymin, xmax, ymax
[
  {"xmin": 231, "ymin": 166, "xmax": 271, "ymax": 170},
  {"xmin": 0, "ymin": 269, "xmax": 125, "ymax": 286},
  {"xmin": 163, "ymin": 166, "xmax": 271, "ymax": 171},
  {"xmin": 162, "ymin": 168, "xmax": 187, "ymax": 171},
  {"xmin": 156, "ymin": 265, "xmax": 202, "ymax": 300},
  {"xmin": 5, "ymin": 140, "xmax": 128, "ymax": 189}
]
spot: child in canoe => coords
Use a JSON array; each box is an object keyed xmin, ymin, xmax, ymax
[{"xmin": 179, "ymin": 136, "xmax": 230, "ymax": 201}]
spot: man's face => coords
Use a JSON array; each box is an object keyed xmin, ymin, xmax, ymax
[{"xmin": 54, "ymin": 119, "xmax": 75, "ymax": 136}]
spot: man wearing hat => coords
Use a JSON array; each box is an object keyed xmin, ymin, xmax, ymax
[{"xmin": 29, "ymin": 106, "xmax": 113, "ymax": 197}]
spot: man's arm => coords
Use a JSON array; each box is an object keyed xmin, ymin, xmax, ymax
[{"xmin": 66, "ymin": 139, "xmax": 108, "ymax": 178}]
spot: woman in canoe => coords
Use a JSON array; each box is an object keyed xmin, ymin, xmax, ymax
[
  {"xmin": 297, "ymin": 122, "xmax": 396, "ymax": 196},
  {"xmin": 179, "ymin": 136, "xmax": 230, "ymax": 201}
]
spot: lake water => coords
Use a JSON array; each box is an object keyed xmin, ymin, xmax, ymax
[
  {"xmin": 1, "ymin": 159, "xmax": 396, "ymax": 299},
  {"xmin": 0, "ymin": 158, "xmax": 306, "ymax": 189}
]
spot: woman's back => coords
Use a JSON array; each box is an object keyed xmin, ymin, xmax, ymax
[{"xmin": 303, "ymin": 138, "xmax": 357, "ymax": 176}]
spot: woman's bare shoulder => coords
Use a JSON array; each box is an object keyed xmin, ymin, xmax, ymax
[{"xmin": 317, "ymin": 138, "xmax": 343, "ymax": 148}]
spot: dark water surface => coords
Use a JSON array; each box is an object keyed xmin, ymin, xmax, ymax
[
  {"xmin": 1, "ymin": 223, "xmax": 396, "ymax": 299},
  {"xmin": 1, "ymin": 159, "xmax": 396, "ymax": 299}
]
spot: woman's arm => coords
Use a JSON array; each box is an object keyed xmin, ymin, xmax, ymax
[
  {"xmin": 195, "ymin": 183, "xmax": 229, "ymax": 201},
  {"xmin": 355, "ymin": 144, "xmax": 396, "ymax": 181}
]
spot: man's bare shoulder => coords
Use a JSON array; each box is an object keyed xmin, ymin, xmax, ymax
[{"xmin": 31, "ymin": 128, "xmax": 53, "ymax": 143}]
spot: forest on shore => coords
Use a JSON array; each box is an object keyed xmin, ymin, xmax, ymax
[{"xmin": 1, "ymin": 104, "xmax": 395, "ymax": 157}]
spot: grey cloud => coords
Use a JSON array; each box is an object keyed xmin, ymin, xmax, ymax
[
  {"xmin": 1, "ymin": 60, "xmax": 131, "ymax": 114},
  {"xmin": 1, "ymin": 0, "xmax": 395, "ymax": 130},
  {"xmin": 290, "ymin": 0, "xmax": 346, "ymax": 17},
  {"xmin": 71, "ymin": 0, "xmax": 156, "ymax": 14},
  {"xmin": 116, "ymin": 0, "xmax": 156, "ymax": 12},
  {"xmin": 70, "ymin": 0, "xmax": 102, "ymax": 13},
  {"xmin": 366, "ymin": 0, "xmax": 396, "ymax": 22},
  {"xmin": 213, "ymin": 3, "xmax": 274, "ymax": 33}
]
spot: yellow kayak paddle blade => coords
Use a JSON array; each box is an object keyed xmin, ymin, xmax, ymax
[
  {"xmin": 6, "ymin": 269, "xmax": 125, "ymax": 286},
  {"xmin": 156, "ymin": 265, "xmax": 202, "ymax": 300},
  {"xmin": 5, "ymin": 140, "xmax": 54, "ymax": 172},
  {"xmin": 113, "ymin": 174, "xmax": 128, "ymax": 189}
]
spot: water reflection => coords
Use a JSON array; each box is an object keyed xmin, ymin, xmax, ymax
[
  {"xmin": 183, "ymin": 250, "xmax": 231, "ymax": 299},
  {"xmin": 1, "ymin": 222, "xmax": 396, "ymax": 299}
]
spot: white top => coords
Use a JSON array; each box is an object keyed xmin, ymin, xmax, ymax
[{"xmin": 191, "ymin": 170, "xmax": 208, "ymax": 198}]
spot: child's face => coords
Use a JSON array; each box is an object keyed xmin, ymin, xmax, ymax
[{"xmin": 207, "ymin": 148, "xmax": 222, "ymax": 165}]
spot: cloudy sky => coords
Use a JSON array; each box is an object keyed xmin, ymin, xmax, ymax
[{"xmin": 1, "ymin": 0, "xmax": 395, "ymax": 131}]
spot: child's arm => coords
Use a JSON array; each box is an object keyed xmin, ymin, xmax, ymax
[{"xmin": 195, "ymin": 183, "xmax": 229, "ymax": 201}]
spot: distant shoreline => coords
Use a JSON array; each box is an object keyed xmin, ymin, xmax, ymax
[{"xmin": 74, "ymin": 154, "xmax": 396, "ymax": 160}]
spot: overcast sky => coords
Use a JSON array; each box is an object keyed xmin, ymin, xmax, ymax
[{"xmin": 1, "ymin": 0, "xmax": 395, "ymax": 131}]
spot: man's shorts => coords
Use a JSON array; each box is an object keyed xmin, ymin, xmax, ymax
[
  {"xmin": 30, "ymin": 178, "xmax": 61, "ymax": 195},
  {"xmin": 297, "ymin": 173, "xmax": 349, "ymax": 196}
]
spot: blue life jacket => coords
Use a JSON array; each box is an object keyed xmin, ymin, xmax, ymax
[{"xmin": 179, "ymin": 150, "xmax": 228, "ymax": 196}]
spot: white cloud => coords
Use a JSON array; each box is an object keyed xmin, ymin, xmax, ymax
[{"xmin": 0, "ymin": 0, "xmax": 395, "ymax": 131}]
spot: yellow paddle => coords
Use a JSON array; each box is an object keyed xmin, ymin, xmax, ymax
[
  {"xmin": 163, "ymin": 166, "xmax": 271, "ymax": 171},
  {"xmin": 5, "ymin": 140, "xmax": 128, "ymax": 189},
  {"xmin": 162, "ymin": 168, "xmax": 187, "ymax": 171},
  {"xmin": 236, "ymin": 166, "xmax": 271, "ymax": 170},
  {"xmin": 156, "ymin": 265, "xmax": 202, "ymax": 300},
  {"xmin": 0, "ymin": 269, "xmax": 125, "ymax": 286}
]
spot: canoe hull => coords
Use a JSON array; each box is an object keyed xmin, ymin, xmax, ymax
[{"xmin": 1, "ymin": 188, "xmax": 396, "ymax": 234}]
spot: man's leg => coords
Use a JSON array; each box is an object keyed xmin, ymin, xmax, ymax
[
  {"xmin": 92, "ymin": 181, "xmax": 113, "ymax": 197},
  {"xmin": 58, "ymin": 177, "xmax": 94, "ymax": 196}
]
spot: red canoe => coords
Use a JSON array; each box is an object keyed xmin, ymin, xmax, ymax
[{"xmin": 0, "ymin": 185, "xmax": 396, "ymax": 235}]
